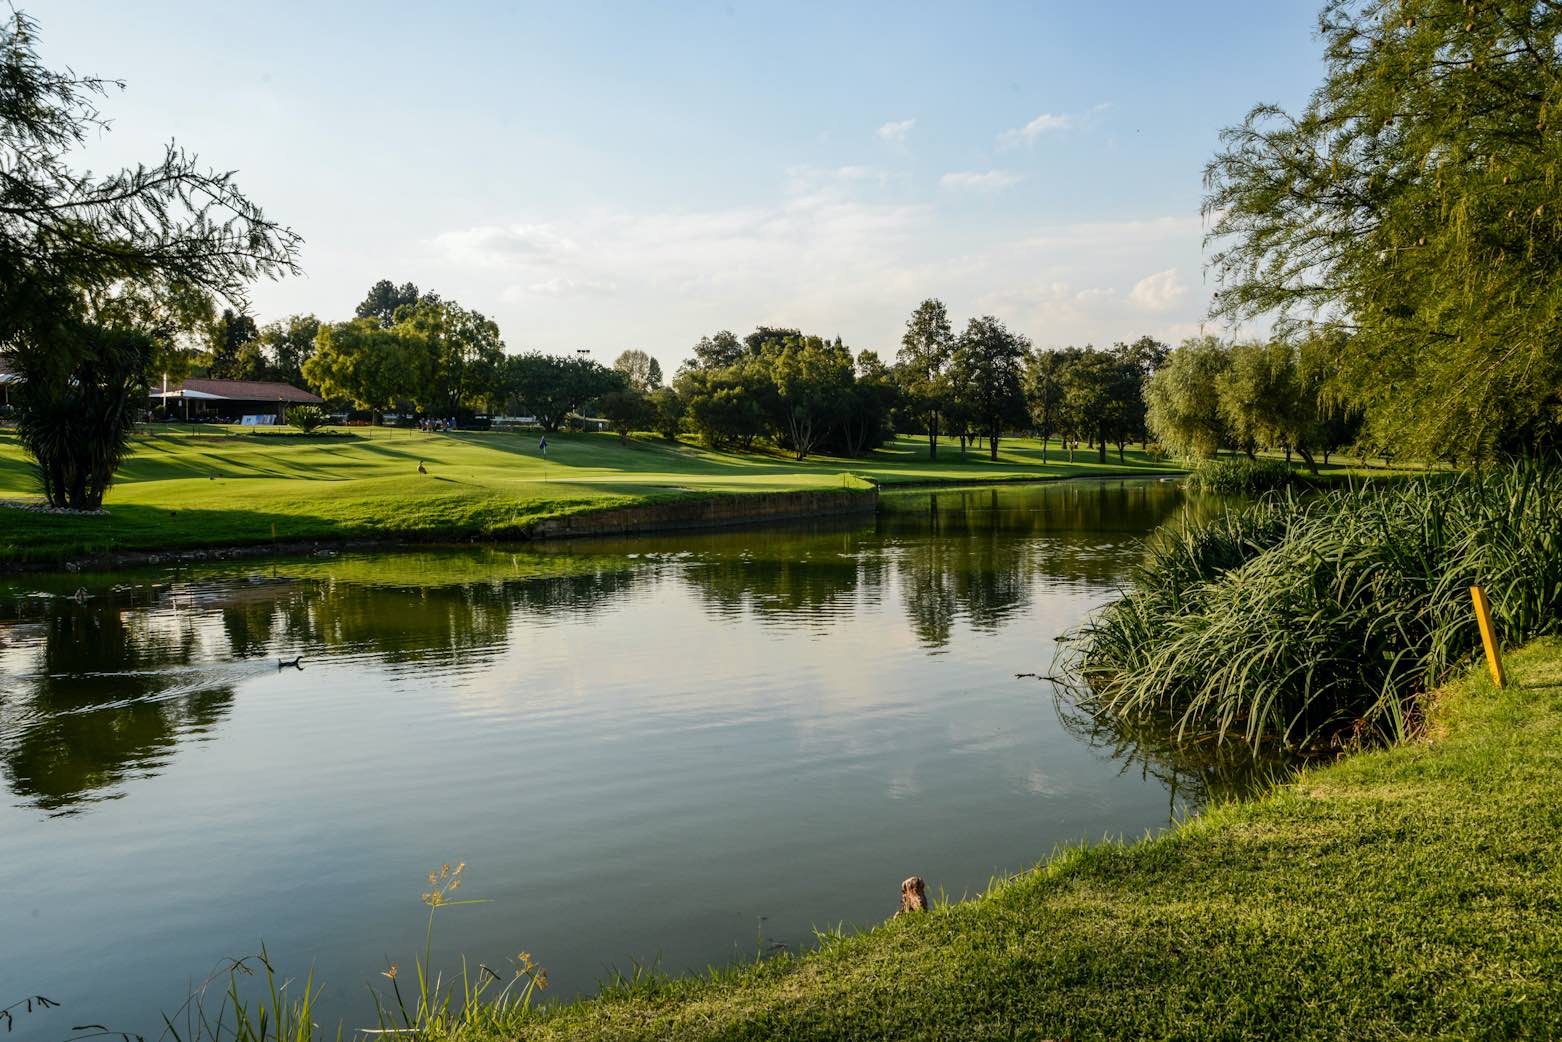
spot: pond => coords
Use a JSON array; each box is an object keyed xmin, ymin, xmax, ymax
[{"xmin": 1, "ymin": 478, "xmax": 1209, "ymax": 1037}]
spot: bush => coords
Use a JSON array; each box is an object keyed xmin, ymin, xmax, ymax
[
  {"xmin": 286, "ymin": 405, "xmax": 329, "ymax": 433},
  {"xmin": 1144, "ymin": 441, "xmax": 1170, "ymax": 462},
  {"xmin": 1069, "ymin": 461, "xmax": 1562, "ymax": 753},
  {"xmin": 1188, "ymin": 455, "xmax": 1296, "ymax": 494}
]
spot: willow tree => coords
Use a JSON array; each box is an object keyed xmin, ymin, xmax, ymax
[
  {"xmin": 1205, "ymin": 0, "xmax": 1562, "ymax": 459},
  {"xmin": 0, "ymin": 10, "xmax": 300, "ymax": 508}
]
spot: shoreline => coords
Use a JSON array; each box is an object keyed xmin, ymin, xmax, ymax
[
  {"xmin": 503, "ymin": 641, "xmax": 1562, "ymax": 1039},
  {"xmin": 0, "ymin": 471, "xmax": 1184, "ymax": 576}
]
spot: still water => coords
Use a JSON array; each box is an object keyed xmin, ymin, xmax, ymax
[{"xmin": 2, "ymin": 479, "xmax": 1198, "ymax": 1036}]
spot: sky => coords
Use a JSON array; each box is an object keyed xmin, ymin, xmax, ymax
[{"xmin": 42, "ymin": 1, "xmax": 1325, "ymax": 374}]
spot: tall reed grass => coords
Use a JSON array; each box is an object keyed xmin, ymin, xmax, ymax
[
  {"xmin": 1069, "ymin": 460, "xmax": 1562, "ymax": 752},
  {"xmin": 1187, "ymin": 456, "xmax": 1297, "ymax": 494}
]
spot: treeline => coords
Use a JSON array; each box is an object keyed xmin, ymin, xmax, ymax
[
  {"xmin": 191, "ymin": 283, "xmax": 1182, "ymax": 461},
  {"xmin": 1144, "ymin": 336, "xmax": 1362, "ymax": 475},
  {"xmin": 170, "ymin": 276, "xmax": 1379, "ymax": 474}
]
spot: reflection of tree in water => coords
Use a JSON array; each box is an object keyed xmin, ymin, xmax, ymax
[
  {"xmin": 0, "ymin": 563, "xmax": 642, "ymax": 814},
  {"xmin": 682, "ymin": 554, "xmax": 862, "ymax": 622},
  {"xmin": 890, "ymin": 483, "xmax": 1188, "ymax": 648},
  {"xmin": 0, "ymin": 599, "xmax": 234, "ymax": 815},
  {"xmin": 676, "ymin": 530, "xmax": 869, "ymax": 625}
]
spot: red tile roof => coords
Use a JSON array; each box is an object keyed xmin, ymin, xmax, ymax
[{"xmin": 177, "ymin": 378, "xmax": 323, "ymax": 403}]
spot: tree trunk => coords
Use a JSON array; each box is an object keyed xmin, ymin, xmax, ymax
[
  {"xmin": 989, "ymin": 428, "xmax": 999, "ymax": 460},
  {"xmin": 1296, "ymin": 446, "xmax": 1320, "ymax": 477},
  {"xmin": 928, "ymin": 413, "xmax": 939, "ymax": 460}
]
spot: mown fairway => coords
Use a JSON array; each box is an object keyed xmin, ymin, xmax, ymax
[{"xmin": 0, "ymin": 426, "xmax": 1180, "ymax": 564}]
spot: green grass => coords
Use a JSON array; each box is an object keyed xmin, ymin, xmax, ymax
[
  {"xmin": 0, "ymin": 426, "xmax": 1185, "ymax": 565},
  {"xmin": 486, "ymin": 640, "xmax": 1562, "ymax": 1041}
]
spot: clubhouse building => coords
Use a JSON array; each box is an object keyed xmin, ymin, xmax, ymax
[{"xmin": 151, "ymin": 378, "xmax": 324, "ymax": 424}]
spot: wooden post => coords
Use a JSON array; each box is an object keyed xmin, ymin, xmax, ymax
[{"xmin": 1470, "ymin": 585, "xmax": 1506, "ymax": 689}]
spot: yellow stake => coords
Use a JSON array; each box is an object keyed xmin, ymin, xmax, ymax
[{"xmin": 1470, "ymin": 585, "xmax": 1506, "ymax": 689}]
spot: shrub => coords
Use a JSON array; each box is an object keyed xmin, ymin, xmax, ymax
[
  {"xmin": 286, "ymin": 405, "xmax": 329, "ymax": 433},
  {"xmin": 1188, "ymin": 455, "xmax": 1296, "ymax": 494},
  {"xmin": 1068, "ymin": 461, "xmax": 1562, "ymax": 753},
  {"xmin": 1144, "ymin": 441, "xmax": 1171, "ymax": 462}
]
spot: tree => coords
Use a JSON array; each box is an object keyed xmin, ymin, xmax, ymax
[
  {"xmin": 1024, "ymin": 349, "xmax": 1068, "ymax": 463},
  {"xmin": 10, "ymin": 322, "xmax": 152, "ymax": 510},
  {"xmin": 744, "ymin": 326, "xmax": 802, "ymax": 357},
  {"xmin": 677, "ymin": 366, "xmax": 768, "ymax": 449},
  {"xmin": 598, "ymin": 386, "xmax": 652, "ymax": 444},
  {"xmin": 258, "ymin": 314, "xmax": 321, "ymax": 388},
  {"xmin": 765, "ymin": 335, "xmax": 854, "ymax": 460},
  {"xmin": 207, "ymin": 308, "xmax": 259, "ymax": 379},
  {"xmin": 304, "ymin": 319, "xmax": 427, "ymax": 422},
  {"xmin": 648, "ymin": 386, "xmax": 685, "ymax": 441},
  {"xmin": 1218, "ymin": 341, "xmax": 1296, "ymax": 461},
  {"xmin": 0, "ymin": 10, "xmax": 300, "ymax": 509},
  {"xmin": 613, "ymin": 349, "xmax": 664, "ymax": 392},
  {"xmin": 393, "ymin": 297, "xmax": 504, "ymax": 416},
  {"xmin": 1063, "ymin": 348, "xmax": 1141, "ymax": 464},
  {"xmin": 1116, "ymin": 335, "xmax": 1170, "ymax": 380},
  {"xmin": 895, "ymin": 299, "xmax": 954, "ymax": 459},
  {"xmin": 506, "ymin": 353, "xmax": 620, "ymax": 432},
  {"xmin": 354, "ymin": 279, "xmax": 424, "ymax": 327},
  {"xmin": 950, "ymin": 316, "xmax": 1029, "ymax": 461},
  {"xmin": 1204, "ymin": 0, "xmax": 1562, "ymax": 459},
  {"xmin": 691, "ymin": 330, "xmax": 745, "ymax": 370},
  {"xmin": 1145, "ymin": 336, "xmax": 1231, "ymax": 458},
  {"xmin": 842, "ymin": 350, "xmax": 899, "ymax": 457}
]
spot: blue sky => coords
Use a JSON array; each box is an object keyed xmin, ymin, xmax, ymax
[{"xmin": 44, "ymin": 1, "xmax": 1324, "ymax": 372}]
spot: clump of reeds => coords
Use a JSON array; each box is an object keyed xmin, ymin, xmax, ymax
[
  {"xmin": 1187, "ymin": 455, "xmax": 1297, "ymax": 494},
  {"xmin": 1069, "ymin": 460, "xmax": 1562, "ymax": 753}
]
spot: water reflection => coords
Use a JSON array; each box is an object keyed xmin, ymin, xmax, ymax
[
  {"xmin": 0, "ymin": 478, "xmax": 1195, "ymax": 816},
  {"xmin": 0, "ymin": 596, "xmax": 234, "ymax": 814},
  {"xmin": 5, "ymin": 477, "xmax": 1272, "ymax": 1035},
  {"xmin": 1053, "ymin": 694, "xmax": 1294, "ymax": 809}
]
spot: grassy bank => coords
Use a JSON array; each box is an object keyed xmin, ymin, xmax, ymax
[
  {"xmin": 1073, "ymin": 464, "xmax": 1562, "ymax": 752},
  {"xmin": 491, "ymin": 640, "xmax": 1562, "ymax": 1040},
  {"xmin": 0, "ymin": 427, "xmax": 1185, "ymax": 565}
]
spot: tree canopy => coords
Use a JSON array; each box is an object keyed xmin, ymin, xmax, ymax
[
  {"xmin": 0, "ymin": 9, "xmax": 300, "ymax": 508},
  {"xmin": 1205, "ymin": 0, "xmax": 1562, "ymax": 458}
]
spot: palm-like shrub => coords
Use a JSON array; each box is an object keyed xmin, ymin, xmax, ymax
[
  {"xmin": 9, "ymin": 322, "xmax": 150, "ymax": 510},
  {"xmin": 1070, "ymin": 462, "xmax": 1562, "ymax": 753},
  {"xmin": 286, "ymin": 404, "xmax": 328, "ymax": 433}
]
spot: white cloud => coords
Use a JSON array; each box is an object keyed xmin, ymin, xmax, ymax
[
  {"xmin": 428, "ymin": 185, "xmax": 1216, "ymax": 368},
  {"xmin": 997, "ymin": 112, "xmax": 1074, "ymax": 148},
  {"xmin": 1129, "ymin": 268, "xmax": 1188, "ymax": 311},
  {"xmin": 525, "ymin": 277, "xmax": 618, "ymax": 297},
  {"xmin": 433, "ymin": 223, "xmax": 576, "ymax": 266},
  {"xmin": 939, "ymin": 170, "xmax": 1023, "ymax": 191},
  {"xmin": 876, "ymin": 118, "xmax": 916, "ymax": 144}
]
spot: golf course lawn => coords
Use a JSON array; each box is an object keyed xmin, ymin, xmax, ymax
[
  {"xmin": 0, "ymin": 426, "xmax": 1182, "ymax": 565},
  {"xmin": 499, "ymin": 640, "xmax": 1562, "ymax": 1041}
]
